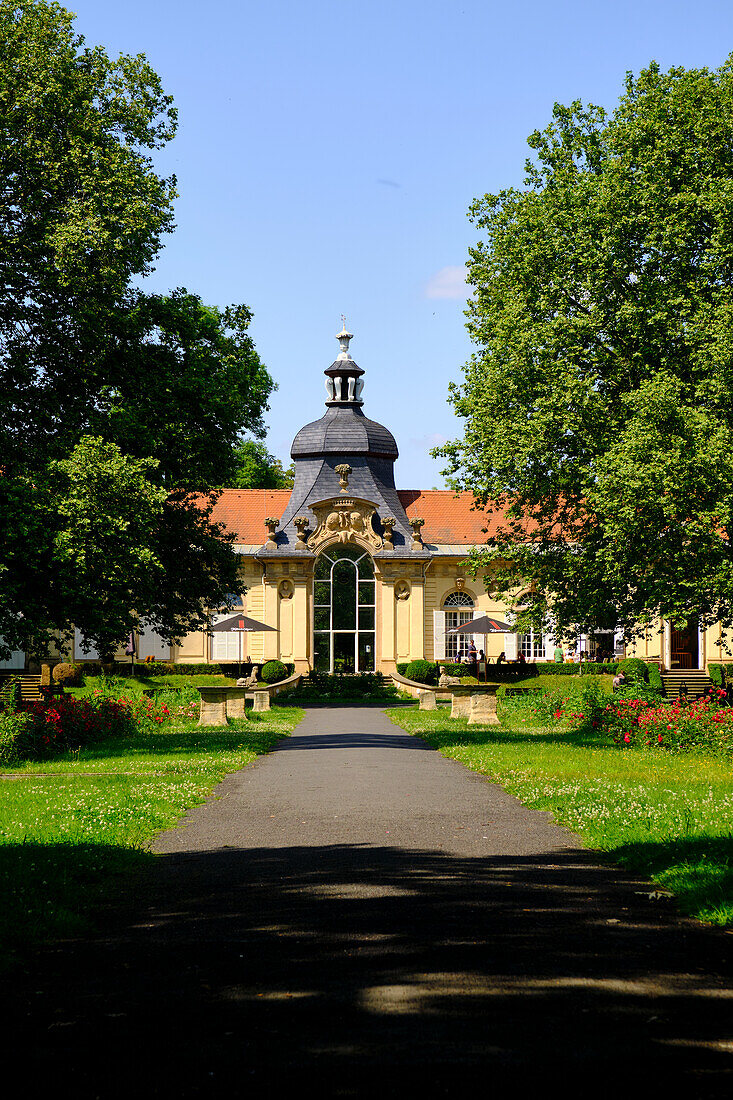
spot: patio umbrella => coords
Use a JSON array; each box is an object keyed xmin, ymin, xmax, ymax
[
  {"xmin": 446, "ymin": 615, "xmax": 514, "ymax": 680},
  {"xmin": 210, "ymin": 614, "xmax": 278, "ymax": 677}
]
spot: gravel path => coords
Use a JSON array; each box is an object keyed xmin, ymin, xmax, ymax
[{"xmin": 6, "ymin": 707, "xmax": 733, "ymax": 1096}]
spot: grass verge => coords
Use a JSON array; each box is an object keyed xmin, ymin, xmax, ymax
[
  {"xmin": 387, "ymin": 707, "xmax": 733, "ymax": 927},
  {"xmin": 0, "ymin": 707, "xmax": 302, "ymax": 968}
]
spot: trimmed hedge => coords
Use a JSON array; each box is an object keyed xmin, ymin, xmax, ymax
[
  {"xmin": 648, "ymin": 663, "xmax": 664, "ymax": 693},
  {"xmin": 82, "ymin": 661, "xmax": 299, "ymax": 678},
  {"xmin": 261, "ymin": 660, "xmax": 288, "ymax": 684},
  {"xmin": 709, "ymin": 663, "xmax": 725, "ymax": 687},
  {"xmin": 617, "ymin": 657, "xmax": 649, "ymax": 683},
  {"xmin": 405, "ymin": 659, "xmax": 437, "ymax": 685},
  {"xmin": 52, "ymin": 662, "xmax": 84, "ymax": 686}
]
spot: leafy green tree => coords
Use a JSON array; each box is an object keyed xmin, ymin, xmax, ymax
[
  {"xmin": 0, "ymin": 2, "xmax": 273, "ymax": 658},
  {"xmin": 96, "ymin": 291, "xmax": 273, "ymax": 490},
  {"xmin": 232, "ymin": 439, "xmax": 294, "ymax": 490},
  {"xmin": 438, "ymin": 58, "xmax": 733, "ymax": 637}
]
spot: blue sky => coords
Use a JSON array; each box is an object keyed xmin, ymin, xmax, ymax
[{"xmin": 70, "ymin": 0, "xmax": 733, "ymax": 487}]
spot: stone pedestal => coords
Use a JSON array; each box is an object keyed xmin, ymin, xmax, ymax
[
  {"xmin": 197, "ymin": 686, "xmax": 228, "ymax": 727},
  {"xmin": 468, "ymin": 690, "xmax": 500, "ymax": 725},
  {"xmin": 226, "ymin": 689, "xmax": 249, "ymax": 721},
  {"xmin": 252, "ymin": 690, "xmax": 271, "ymax": 713},
  {"xmin": 450, "ymin": 693, "xmax": 471, "ymax": 719},
  {"xmin": 418, "ymin": 690, "xmax": 437, "ymax": 710}
]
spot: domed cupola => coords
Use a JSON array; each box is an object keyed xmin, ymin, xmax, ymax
[
  {"xmin": 261, "ymin": 324, "xmax": 423, "ymax": 556},
  {"xmin": 291, "ymin": 324, "xmax": 399, "ymax": 460}
]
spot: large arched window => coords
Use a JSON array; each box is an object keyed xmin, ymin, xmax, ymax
[
  {"xmin": 443, "ymin": 591, "xmax": 474, "ymax": 660},
  {"xmin": 313, "ymin": 545, "xmax": 375, "ymax": 673}
]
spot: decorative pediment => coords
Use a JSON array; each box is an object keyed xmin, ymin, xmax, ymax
[{"xmin": 307, "ymin": 496, "xmax": 383, "ymax": 552}]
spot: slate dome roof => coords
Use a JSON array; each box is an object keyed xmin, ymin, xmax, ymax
[{"xmin": 291, "ymin": 405, "xmax": 398, "ymax": 460}]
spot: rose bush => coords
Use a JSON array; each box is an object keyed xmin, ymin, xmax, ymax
[
  {"xmin": 573, "ymin": 688, "xmax": 733, "ymax": 755},
  {"xmin": 0, "ymin": 685, "xmax": 201, "ymax": 762}
]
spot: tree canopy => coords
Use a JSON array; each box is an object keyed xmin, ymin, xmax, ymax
[
  {"xmin": 0, "ymin": 2, "xmax": 273, "ymax": 658},
  {"xmin": 231, "ymin": 439, "xmax": 295, "ymax": 490},
  {"xmin": 438, "ymin": 57, "xmax": 733, "ymax": 638}
]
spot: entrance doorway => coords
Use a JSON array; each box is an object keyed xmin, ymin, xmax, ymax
[
  {"xmin": 313, "ymin": 545, "xmax": 375, "ymax": 673},
  {"xmin": 671, "ymin": 616, "xmax": 699, "ymax": 669}
]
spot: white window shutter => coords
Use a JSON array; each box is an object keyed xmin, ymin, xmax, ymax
[
  {"xmin": 211, "ymin": 615, "xmax": 240, "ymax": 661},
  {"xmin": 433, "ymin": 610, "xmax": 446, "ymax": 660},
  {"xmin": 504, "ymin": 632, "xmax": 518, "ymax": 660},
  {"xmin": 138, "ymin": 622, "xmax": 170, "ymax": 660},
  {"xmin": 74, "ymin": 627, "xmax": 99, "ymax": 660},
  {"xmin": 544, "ymin": 632, "xmax": 556, "ymax": 660}
]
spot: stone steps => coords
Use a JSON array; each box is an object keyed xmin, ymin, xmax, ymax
[{"xmin": 660, "ymin": 670, "xmax": 712, "ymax": 700}]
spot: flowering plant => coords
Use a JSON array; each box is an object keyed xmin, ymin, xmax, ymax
[{"xmin": 574, "ymin": 688, "xmax": 733, "ymax": 755}]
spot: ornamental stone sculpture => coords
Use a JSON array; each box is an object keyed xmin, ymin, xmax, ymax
[
  {"xmin": 382, "ymin": 516, "xmax": 396, "ymax": 547},
  {"xmin": 394, "ymin": 579, "xmax": 410, "ymax": 601},
  {"xmin": 294, "ymin": 515, "xmax": 310, "ymax": 545},
  {"xmin": 264, "ymin": 517, "xmax": 279, "ymax": 548},
  {"xmin": 307, "ymin": 496, "xmax": 383, "ymax": 551},
  {"xmin": 410, "ymin": 516, "xmax": 425, "ymax": 550},
  {"xmin": 335, "ymin": 463, "xmax": 352, "ymax": 492}
]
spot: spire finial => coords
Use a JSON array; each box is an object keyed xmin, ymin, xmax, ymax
[{"xmin": 336, "ymin": 316, "xmax": 353, "ymax": 360}]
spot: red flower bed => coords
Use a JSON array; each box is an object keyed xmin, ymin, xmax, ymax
[
  {"xmin": 583, "ymin": 689, "xmax": 733, "ymax": 754},
  {"xmin": 11, "ymin": 695, "xmax": 138, "ymax": 759}
]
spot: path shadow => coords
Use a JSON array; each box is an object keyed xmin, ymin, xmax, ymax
[{"xmin": 4, "ymin": 841, "xmax": 733, "ymax": 1097}]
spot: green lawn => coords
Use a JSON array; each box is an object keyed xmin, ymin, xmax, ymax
[
  {"xmin": 387, "ymin": 706, "xmax": 733, "ymax": 927},
  {"xmin": 0, "ymin": 706, "xmax": 302, "ymax": 968}
]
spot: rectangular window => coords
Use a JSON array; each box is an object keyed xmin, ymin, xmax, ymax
[
  {"xmin": 445, "ymin": 610, "xmax": 473, "ymax": 660},
  {"xmin": 519, "ymin": 632, "xmax": 545, "ymax": 659}
]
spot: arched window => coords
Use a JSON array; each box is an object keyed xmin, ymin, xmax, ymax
[
  {"xmin": 442, "ymin": 591, "xmax": 474, "ymax": 660},
  {"xmin": 313, "ymin": 546, "xmax": 375, "ymax": 673}
]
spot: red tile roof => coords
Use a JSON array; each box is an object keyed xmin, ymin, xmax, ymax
[
  {"xmin": 398, "ymin": 490, "xmax": 501, "ymax": 544},
  {"xmin": 209, "ymin": 490, "xmax": 292, "ymax": 543},
  {"xmin": 208, "ymin": 488, "xmax": 499, "ymax": 546}
]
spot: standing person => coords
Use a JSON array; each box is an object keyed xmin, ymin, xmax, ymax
[{"xmin": 554, "ymin": 642, "xmax": 563, "ymax": 664}]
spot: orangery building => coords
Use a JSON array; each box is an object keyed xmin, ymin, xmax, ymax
[{"xmin": 7, "ymin": 327, "xmax": 727, "ymax": 676}]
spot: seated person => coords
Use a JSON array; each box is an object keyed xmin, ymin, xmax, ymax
[
  {"xmin": 496, "ymin": 651, "xmax": 505, "ymax": 666},
  {"xmin": 612, "ymin": 670, "xmax": 626, "ymax": 692},
  {"xmin": 518, "ymin": 652, "xmax": 527, "ymax": 665}
]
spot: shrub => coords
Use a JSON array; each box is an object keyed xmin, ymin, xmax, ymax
[
  {"xmin": 725, "ymin": 664, "xmax": 733, "ymax": 684},
  {"xmin": 594, "ymin": 689, "xmax": 733, "ymax": 755},
  {"xmin": 709, "ymin": 663, "xmax": 725, "ymax": 688},
  {"xmin": 1, "ymin": 696, "xmax": 138, "ymax": 761},
  {"xmin": 0, "ymin": 711, "xmax": 35, "ymax": 762},
  {"xmin": 52, "ymin": 663, "xmax": 84, "ymax": 686},
  {"xmin": 261, "ymin": 660, "xmax": 288, "ymax": 684},
  {"xmin": 405, "ymin": 659, "xmax": 437, "ymax": 685},
  {"xmin": 648, "ymin": 663, "xmax": 665, "ymax": 694},
  {"xmin": 617, "ymin": 657, "xmax": 649, "ymax": 683},
  {"xmin": 396, "ymin": 663, "xmax": 410, "ymax": 676},
  {"xmin": 287, "ymin": 671, "xmax": 398, "ymax": 703}
]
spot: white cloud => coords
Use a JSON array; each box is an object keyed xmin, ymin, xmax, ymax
[
  {"xmin": 424, "ymin": 265, "xmax": 467, "ymax": 300},
  {"xmin": 409, "ymin": 432, "xmax": 448, "ymax": 450}
]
